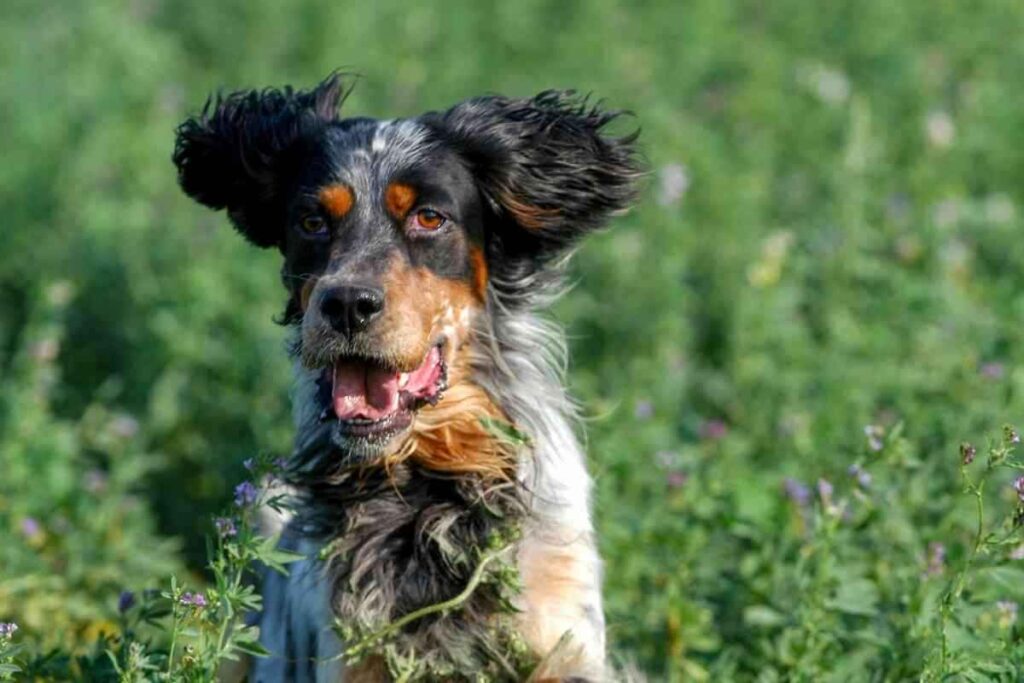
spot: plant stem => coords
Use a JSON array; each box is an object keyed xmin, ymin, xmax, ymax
[{"xmin": 343, "ymin": 546, "xmax": 508, "ymax": 659}]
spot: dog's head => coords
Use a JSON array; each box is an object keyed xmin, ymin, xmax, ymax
[{"xmin": 173, "ymin": 74, "xmax": 640, "ymax": 463}]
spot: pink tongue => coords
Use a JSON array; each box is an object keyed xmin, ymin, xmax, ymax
[
  {"xmin": 332, "ymin": 361, "xmax": 400, "ymax": 421},
  {"xmin": 331, "ymin": 347, "xmax": 442, "ymax": 421}
]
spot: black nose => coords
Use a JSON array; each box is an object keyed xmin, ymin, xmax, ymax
[{"xmin": 320, "ymin": 286, "xmax": 385, "ymax": 337}]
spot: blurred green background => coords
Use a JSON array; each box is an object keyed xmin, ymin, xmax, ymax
[{"xmin": 4, "ymin": 0, "xmax": 1024, "ymax": 679}]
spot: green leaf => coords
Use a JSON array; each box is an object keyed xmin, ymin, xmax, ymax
[
  {"xmin": 480, "ymin": 417, "xmax": 531, "ymax": 447},
  {"xmin": 743, "ymin": 605, "xmax": 787, "ymax": 628},
  {"xmin": 826, "ymin": 578, "xmax": 879, "ymax": 617},
  {"xmin": 233, "ymin": 639, "xmax": 271, "ymax": 658}
]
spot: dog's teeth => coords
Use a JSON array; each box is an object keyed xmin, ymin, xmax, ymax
[{"xmin": 399, "ymin": 373, "xmax": 409, "ymax": 388}]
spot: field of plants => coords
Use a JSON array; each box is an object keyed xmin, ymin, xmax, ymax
[{"xmin": 4, "ymin": 0, "xmax": 1024, "ymax": 679}]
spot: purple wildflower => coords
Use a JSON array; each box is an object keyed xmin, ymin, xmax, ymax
[
  {"xmin": 783, "ymin": 478, "xmax": 811, "ymax": 507},
  {"xmin": 234, "ymin": 481, "xmax": 258, "ymax": 507},
  {"xmin": 273, "ymin": 457, "xmax": 288, "ymax": 471},
  {"xmin": 864, "ymin": 425, "xmax": 884, "ymax": 452},
  {"xmin": 981, "ymin": 362, "xmax": 1006, "ymax": 380},
  {"xmin": 180, "ymin": 592, "xmax": 207, "ymax": 608},
  {"xmin": 242, "ymin": 458, "xmax": 255, "ymax": 472},
  {"xmin": 118, "ymin": 590, "xmax": 135, "ymax": 613},
  {"xmin": 84, "ymin": 469, "xmax": 108, "ymax": 494},
  {"xmin": 633, "ymin": 400, "xmax": 654, "ymax": 420},
  {"xmin": 20, "ymin": 517, "xmax": 41, "ymax": 539},
  {"xmin": 0, "ymin": 623, "xmax": 17, "ymax": 638},
  {"xmin": 960, "ymin": 442, "xmax": 976, "ymax": 466},
  {"xmin": 927, "ymin": 542, "xmax": 946, "ymax": 576},
  {"xmin": 817, "ymin": 478, "xmax": 834, "ymax": 503},
  {"xmin": 109, "ymin": 413, "xmax": 140, "ymax": 439},
  {"xmin": 215, "ymin": 517, "xmax": 238, "ymax": 538},
  {"xmin": 700, "ymin": 419, "xmax": 728, "ymax": 441},
  {"xmin": 1014, "ymin": 476, "xmax": 1024, "ymax": 502},
  {"xmin": 847, "ymin": 464, "xmax": 872, "ymax": 489},
  {"xmin": 1006, "ymin": 426, "xmax": 1022, "ymax": 446},
  {"xmin": 666, "ymin": 471, "xmax": 688, "ymax": 489}
]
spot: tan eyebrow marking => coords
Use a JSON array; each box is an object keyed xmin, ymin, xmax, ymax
[
  {"xmin": 318, "ymin": 184, "xmax": 354, "ymax": 218},
  {"xmin": 385, "ymin": 182, "xmax": 417, "ymax": 220}
]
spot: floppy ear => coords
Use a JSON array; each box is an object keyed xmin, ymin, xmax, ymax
[
  {"xmin": 172, "ymin": 74, "xmax": 347, "ymax": 248},
  {"xmin": 435, "ymin": 91, "xmax": 642, "ymax": 264}
]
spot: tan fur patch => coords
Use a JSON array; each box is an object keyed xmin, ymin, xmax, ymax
[
  {"xmin": 469, "ymin": 246, "xmax": 488, "ymax": 301},
  {"xmin": 318, "ymin": 184, "xmax": 354, "ymax": 218},
  {"xmin": 370, "ymin": 256, "xmax": 479, "ymax": 370},
  {"xmin": 385, "ymin": 182, "xmax": 417, "ymax": 220},
  {"xmin": 388, "ymin": 356, "xmax": 517, "ymax": 481},
  {"xmin": 517, "ymin": 535, "xmax": 605, "ymax": 677},
  {"xmin": 498, "ymin": 189, "xmax": 560, "ymax": 230}
]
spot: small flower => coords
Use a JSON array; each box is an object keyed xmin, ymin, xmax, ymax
[
  {"xmin": 214, "ymin": 517, "xmax": 237, "ymax": 538},
  {"xmin": 29, "ymin": 338, "xmax": 59, "ymax": 363},
  {"xmin": 1006, "ymin": 426, "xmax": 1021, "ymax": 446},
  {"xmin": 998, "ymin": 600, "xmax": 1019, "ymax": 627},
  {"xmin": 655, "ymin": 450, "xmax": 681, "ymax": 469},
  {"xmin": 700, "ymin": 419, "xmax": 728, "ymax": 441},
  {"xmin": 980, "ymin": 362, "xmax": 1006, "ymax": 380},
  {"xmin": 179, "ymin": 592, "xmax": 208, "ymax": 608},
  {"xmin": 1010, "ymin": 544, "xmax": 1024, "ymax": 561},
  {"xmin": 847, "ymin": 464, "xmax": 872, "ymax": 489},
  {"xmin": 960, "ymin": 442, "xmax": 977, "ymax": 466},
  {"xmin": 817, "ymin": 478, "xmax": 835, "ymax": 507},
  {"xmin": 0, "ymin": 622, "xmax": 17, "ymax": 638},
  {"xmin": 666, "ymin": 471, "xmax": 688, "ymax": 489},
  {"xmin": 109, "ymin": 413, "xmax": 140, "ymax": 439},
  {"xmin": 633, "ymin": 400, "xmax": 654, "ymax": 420},
  {"xmin": 20, "ymin": 517, "xmax": 41, "ymax": 540},
  {"xmin": 242, "ymin": 458, "xmax": 255, "ymax": 472},
  {"xmin": 84, "ymin": 469, "xmax": 108, "ymax": 494},
  {"xmin": 45, "ymin": 281, "xmax": 73, "ymax": 307},
  {"xmin": 797, "ymin": 63, "xmax": 850, "ymax": 105},
  {"xmin": 984, "ymin": 194, "xmax": 1016, "ymax": 224},
  {"xmin": 234, "ymin": 481, "xmax": 258, "ymax": 507},
  {"xmin": 1013, "ymin": 476, "xmax": 1024, "ymax": 502},
  {"xmin": 656, "ymin": 163, "xmax": 690, "ymax": 207},
  {"xmin": 926, "ymin": 542, "xmax": 946, "ymax": 576},
  {"xmin": 925, "ymin": 111, "xmax": 955, "ymax": 149},
  {"xmin": 864, "ymin": 425, "xmax": 884, "ymax": 452},
  {"xmin": 273, "ymin": 457, "xmax": 288, "ymax": 471},
  {"xmin": 118, "ymin": 590, "xmax": 136, "ymax": 613},
  {"xmin": 783, "ymin": 478, "xmax": 811, "ymax": 507}
]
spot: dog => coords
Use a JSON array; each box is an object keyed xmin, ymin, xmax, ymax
[{"xmin": 173, "ymin": 73, "xmax": 640, "ymax": 681}]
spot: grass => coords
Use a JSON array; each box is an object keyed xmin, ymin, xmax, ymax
[{"xmin": 3, "ymin": 0, "xmax": 1024, "ymax": 679}]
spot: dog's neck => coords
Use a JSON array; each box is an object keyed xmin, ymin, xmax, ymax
[{"xmin": 281, "ymin": 300, "xmax": 592, "ymax": 673}]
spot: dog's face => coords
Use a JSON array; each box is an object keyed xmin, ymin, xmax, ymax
[{"xmin": 173, "ymin": 75, "xmax": 639, "ymax": 461}]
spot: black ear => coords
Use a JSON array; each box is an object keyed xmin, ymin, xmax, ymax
[
  {"xmin": 172, "ymin": 74, "xmax": 348, "ymax": 248},
  {"xmin": 433, "ymin": 91, "xmax": 642, "ymax": 263}
]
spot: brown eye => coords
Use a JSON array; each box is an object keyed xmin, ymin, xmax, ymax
[
  {"xmin": 413, "ymin": 208, "xmax": 446, "ymax": 231},
  {"xmin": 301, "ymin": 215, "xmax": 327, "ymax": 235}
]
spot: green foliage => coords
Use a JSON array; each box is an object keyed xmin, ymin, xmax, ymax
[{"xmin": 4, "ymin": 0, "xmax": 1024, "ymax": 679}]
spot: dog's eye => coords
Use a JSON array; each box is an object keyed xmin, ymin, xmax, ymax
[
  {"xmin": 412, "ymin": 208, "xmax": 447, "ymax": 231},
  {"xmin": 300, "ymin": 215, "xmax": 327, "ymax": 236}
]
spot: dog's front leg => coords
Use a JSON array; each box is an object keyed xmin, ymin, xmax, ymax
[{"xmin": 517, "ymin": 525, "xmax": 608, "ymax": 680}]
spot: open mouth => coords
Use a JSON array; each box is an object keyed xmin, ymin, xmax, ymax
[{"xmin": 318, "ymin": 342, "xmax": 447, "ymax": 441}]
